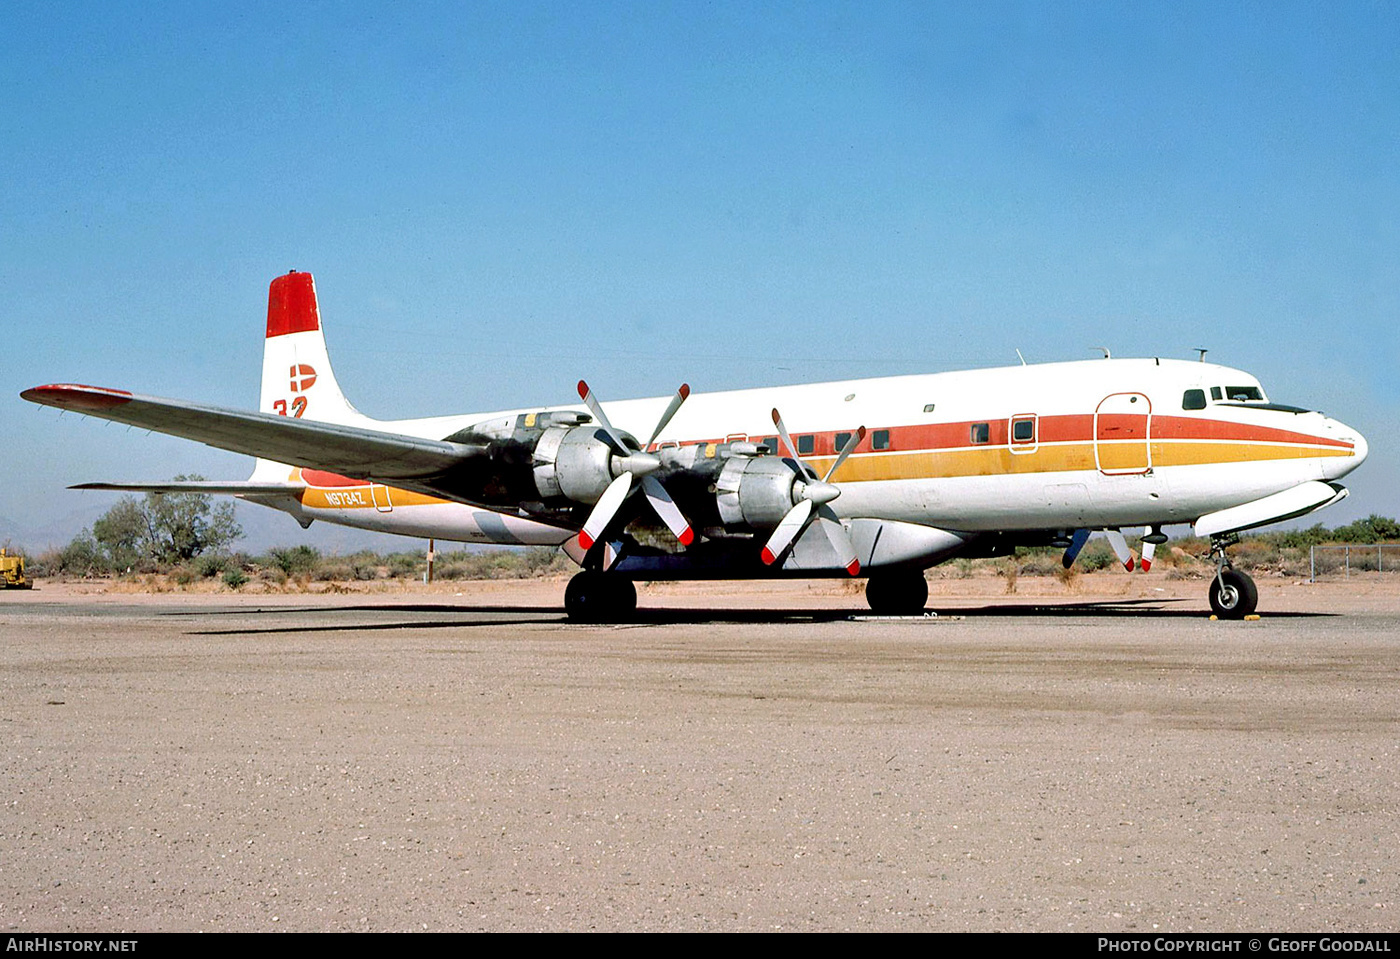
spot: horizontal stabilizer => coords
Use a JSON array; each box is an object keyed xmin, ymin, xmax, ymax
[
  {"xmin": 71, "ymin": 480, "xmax": 304, "ymax": 496},
  {"xmin": 1194, "ymin": 481, "xmax": 1347, "ymax": 538},
  {"xmin": 22, "ymin": 384, "xmax": 480, "ymax": 481}
]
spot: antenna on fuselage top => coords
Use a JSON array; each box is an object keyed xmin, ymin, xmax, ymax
[
  {"xmin": 1093, "ymin": 346, "xmax": 1111, "ymax": 359},
  {"xmin": 1194, "ymin": 347, "xmax": 1208, "ymax": 362}
]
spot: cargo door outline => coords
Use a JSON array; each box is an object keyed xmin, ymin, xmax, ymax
[{"xmin": 1094, "ymin": 393, "xmax": 1152, "ymax": 475}]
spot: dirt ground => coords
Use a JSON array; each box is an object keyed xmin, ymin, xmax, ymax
[{"xmin": 1, "ymin": 573, "xmax": 1396, "ymax": 931}]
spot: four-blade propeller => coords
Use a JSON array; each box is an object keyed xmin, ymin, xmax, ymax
[
  {"xmin": 761, "ymin": 410, "xmax": 866, "ymax": 575},
  {"xmin": 574, "ymin": 380, "xmax": 693, "ymax": 554}
]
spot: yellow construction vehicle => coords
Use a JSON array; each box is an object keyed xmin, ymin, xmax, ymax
[{"xmin": 1, "ymin": 549, "xmax": 31, "ymax": 589}]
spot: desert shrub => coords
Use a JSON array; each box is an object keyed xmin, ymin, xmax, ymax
[
  {"xmin": 386, "ymin": 552, "xmax": 423, "ymax": 577},
  {"xmin": 222, "ymin": 567, "xmax": 248, "ymax": 589},
  {"xmin": 268, "ymin": 545, "xmax": 320, "ymax": 576},
  {"xmin": 314, "ymin": 562, "xmax": 355, "ymax": 582},
  {"xmin": 195, "ymin": 554, "xmax": 230, "ymax": 578}
]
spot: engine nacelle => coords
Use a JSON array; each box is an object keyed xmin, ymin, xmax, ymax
[
  {"xmin": 714, "ymin": 455, "xmax": 805, "ymax": 530},
  {"xmin": 445, "ymin": 410, "xmax": 630, "ymax": 509},
  {"xmin": 532, "ymin": 424, "xmax": 629, "ymax": 505}
]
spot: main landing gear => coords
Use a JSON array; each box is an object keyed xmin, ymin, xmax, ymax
[
  {"xmin": 1207, "ymin": 533, "xmax": 1258, "ymax": 619},
  {"xmin": 865, "ymin": 570, "xmax": 929, "ymax": 615},
  {"xmin": 564, "ymin": 570, "xmax": 637, "ymax": 623}
]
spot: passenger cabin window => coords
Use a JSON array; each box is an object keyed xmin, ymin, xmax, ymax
[
  {"xmin": 761, "ymin": 436, "xmax": 780, "ymax": 454},
  {"xmin": 1182, "ymin": 389, "xmax": 1207, "ymax": 410},
  {"xmin": 970, "ymin": 423, "xmax": 990, "ymax": 444},
  {"xmin": 872, "ymin": 429, "xmax": 891, "ymax": 451},
  {"xmin": 1210, "ymin": 386, "xmax": 1223, "ymax": 401},
  {"xmin": 835, "ymin": 431, "xmax": 854, "ymax": 452},
  {"xmin": 1226, "ymin": 386, "xmax": 1264, "ymax": 402},
  {"xmin": 1011, "ymin": 417, "xmax": 1036, "ymax": 443},
  {"xmin": 797, "ymin": 435, "xmax": 815, "ymax": 456}
]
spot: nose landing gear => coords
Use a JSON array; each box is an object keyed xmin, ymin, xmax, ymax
[{"xmin": 1207, "ymin": 533, "xmax": 1257, "ymax": 619}]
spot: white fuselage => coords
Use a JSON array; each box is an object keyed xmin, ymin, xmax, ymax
[{"xmin": 282, "ymin": 357, "xmax": 1366, "ymax": 546}]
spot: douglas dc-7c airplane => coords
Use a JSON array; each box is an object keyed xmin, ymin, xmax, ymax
[{"xmin": 23, "ymin": 271, "xmax": 1368, "ymax": 621}]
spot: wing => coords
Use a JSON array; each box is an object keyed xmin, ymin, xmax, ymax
[{"xmin": 22, "ymin": 384, "xmax": 481, "ymax": 484}]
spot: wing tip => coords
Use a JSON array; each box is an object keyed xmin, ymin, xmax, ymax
[{"xmin": 22, "ymin": 384, "xmax": 134, "ymax": 411}]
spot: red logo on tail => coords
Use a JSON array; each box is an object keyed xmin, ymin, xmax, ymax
[{"xmin": 289, "ymin": 364, "xmax": 317, "ymax": 392}]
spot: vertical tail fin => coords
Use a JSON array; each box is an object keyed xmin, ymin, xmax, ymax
[
  {"xmin": 251, "ymin": 270, "xmax": 370, "ymax": 485},
  {"xmin": 259, "ymin": 271, "xmax": 369, "ymax": 427}
]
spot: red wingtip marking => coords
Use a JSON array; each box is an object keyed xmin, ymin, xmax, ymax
[
  {"xmin": 845, "ymin": 559, "xmax": 861, "ymax": 576},
  {"xmin": 578, "ymin": 531, "xmax": 594, "ymax": 551},
  {"xmin": 678, "ymin": 528, "xmax": 694, "ymax": 546},
  {"xmin": 266, "ymin": 271, "xmax": 320, "ymax": 338},
  {"xmin": 1140, "ymin": 559, "xmax": 1151, "ymax": 572},
  {"xmin": 22, "ymin": 384, "xmax": 133, "ymax": 411},
  {"xmin": 760, "ymin": 547, "xmax": 777, "ymax": 565}
]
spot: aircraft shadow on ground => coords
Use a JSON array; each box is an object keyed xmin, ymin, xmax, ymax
[{"xmin": 177, "ymin": 597, "xmax": 1334, "ymax": 635}]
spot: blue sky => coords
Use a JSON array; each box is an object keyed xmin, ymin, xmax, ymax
[{"xmin": 3, "ymin": 1, "xmax": 1396, "ymax": 548}]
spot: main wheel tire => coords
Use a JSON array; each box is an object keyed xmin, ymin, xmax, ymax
[
  {"xmin": 865, "ymin": 570, "xmax": 929, "ymax": 615},
  {"xmin": 1208, "ymin": 568, "xmax": 1258, "ymax": 619},
  {"xmin": 564, "ymin": 572, "xmax": 637, "ymax": 623}
]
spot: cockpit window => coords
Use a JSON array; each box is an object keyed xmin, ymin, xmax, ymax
[
  {"xmin": 1225, "ymin": 385, "xmax": 1265, "ymax": 402},
  {"xmin": 1182, "ymin": 389, "xmax": 1207, "ymax": 411},
  {"xmin": 1210, "ymin": 386, "xmax": 1223, "ymax": 401}
]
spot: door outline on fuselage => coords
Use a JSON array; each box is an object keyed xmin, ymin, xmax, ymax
[
  {"xmin": 371, "ymin": 483, "xmax": 394, "ymax": 512},
  {"xmin": 1094, "ymin": 393, "xmax": 1152, "ymax": 475}
]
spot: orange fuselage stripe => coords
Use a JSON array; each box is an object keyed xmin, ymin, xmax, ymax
[{"xmin": 294, "ymin": 415, "xmax": 1354, "ymax": 509}]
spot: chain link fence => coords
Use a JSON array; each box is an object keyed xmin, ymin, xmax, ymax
[{"xmin": 1309, "ymin": 544, "xmax": 1400, "ymax": 582}]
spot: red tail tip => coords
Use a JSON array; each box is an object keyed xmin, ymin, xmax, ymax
[{"xmin": 266, "ymin": 271, "xmax": 320, "ymax": 338}]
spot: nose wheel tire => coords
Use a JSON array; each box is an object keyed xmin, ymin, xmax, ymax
[
  {"xmin": 565, "ymin": 571, "xmax": 638, "ymax": 623},
  {"xmin": 865, "ymin": 570, "xmax": 929, "ymax": 615},
  {"xmin": 1208, "ymin": 568, "xmax": 1258, "ymax": 619}
]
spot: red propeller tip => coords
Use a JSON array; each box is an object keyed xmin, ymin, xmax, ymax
[
  {"xmin": 578, "ymin": 531, "xmax": 594, "ymax": 550},
  {"xmin": 678, "ymin": 528, "xmax": 694, "ymax": 546},
  {"xmin": 760, "ymin": 547, "xmax": 777, "ymax": 565},
  {"xmin": 845, "ymin": 559, "xmax": 861, "ymax": 576}
]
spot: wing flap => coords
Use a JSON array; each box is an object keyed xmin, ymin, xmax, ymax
[{"xmin": 22, "ymin": 384, "xmax": 479, "ymax": 480}]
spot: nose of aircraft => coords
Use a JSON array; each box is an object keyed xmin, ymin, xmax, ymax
[{"xmin": 1323, "ymin": 416, "xmax": 1368, "ymax": 480}]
